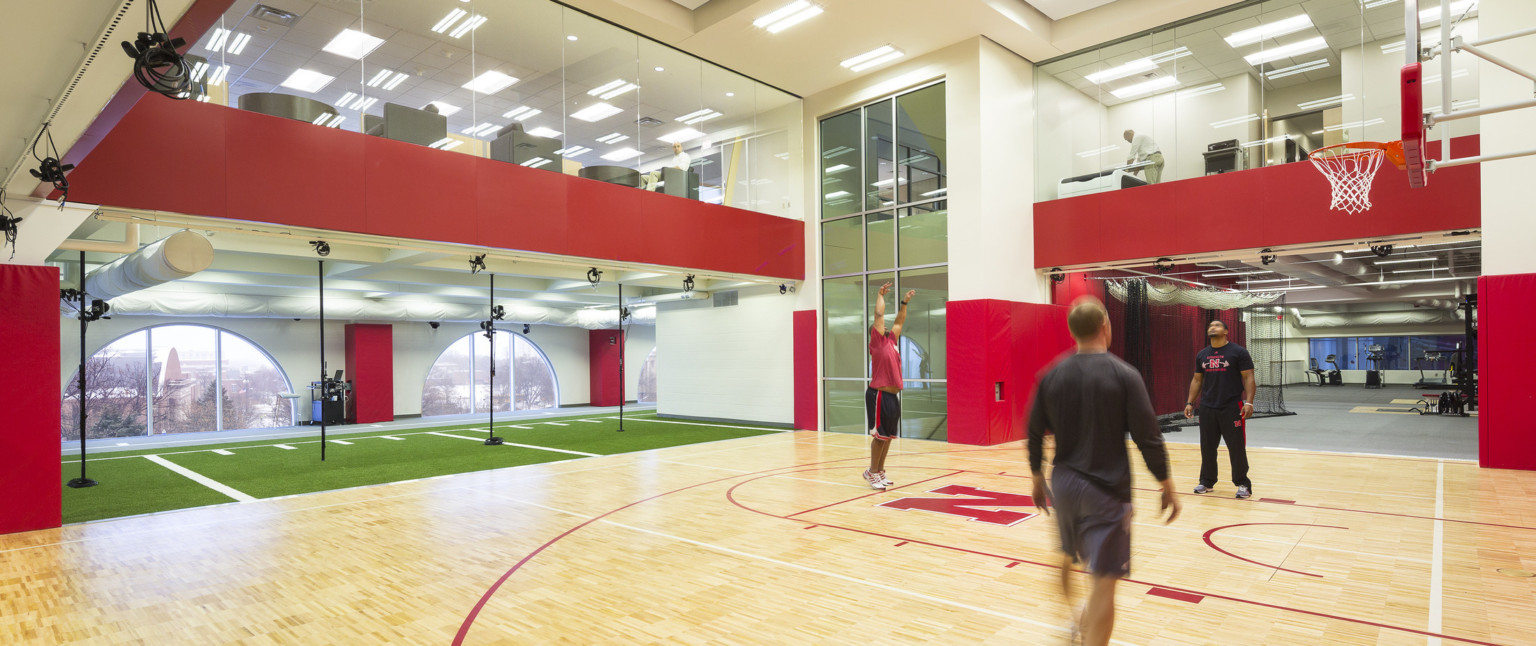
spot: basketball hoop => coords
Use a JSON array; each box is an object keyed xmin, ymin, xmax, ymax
[{"xmin": 1308, "ymin": 141, "xmax": 1406, "ymax": 214}]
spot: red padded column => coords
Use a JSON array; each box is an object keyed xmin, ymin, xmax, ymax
[
  {"xmin": 947, "ymin": 299, "xmax": 1071, "ymax": 446},
  {"xmin": 1478, "ymin": 274, "xmax": 1536, "ymax": 470},
  {"xmin": 793, "ymin": 310, "xmax": 818, "ymax": 430},
  {"xmin": 589, "ymin": 330, "xmax": 624, "ymax": 407},
  {"xmin": 344, "ymin": 324, "xmax": 393, "ymax": 424},
  {"xmin": 0, "ymin": 265, "xmax": 62, "ymax": 535}
]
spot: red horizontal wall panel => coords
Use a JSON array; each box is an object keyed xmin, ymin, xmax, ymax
[
  {"xmin": 62, "ymin": 97, "xmax": 804, "ymax": 281},
  {"xmin": 1035, "ymin": 137, "xmax": 1482, "ymax": 269}
]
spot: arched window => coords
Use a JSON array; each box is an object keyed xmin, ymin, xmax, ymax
[
  {"xmin": 62, "ymin": 325, "xmax": 294, "ymax": 440},
  {"xmin": 638, "ymin": 347, "xmax": 657, "ymax": 403},
  {"xmin": 422, "ymin": 332, "xmax": 559, "ymax": 417}
]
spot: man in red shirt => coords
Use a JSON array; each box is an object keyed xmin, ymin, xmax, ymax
[{"xmin": 865, "ymin": 281, "xmax": 914, "ymax": 490}]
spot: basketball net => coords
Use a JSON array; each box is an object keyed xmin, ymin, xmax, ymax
[{"xmin": 1308, "ymin": 141, "xmax": 1405, "ymax": 214}]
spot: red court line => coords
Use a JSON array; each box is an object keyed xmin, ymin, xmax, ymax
[
  {"xmin": 784, "ymin": 470, "xmax": 961, "ymax": 518},
  {"xmin": 1147, "ymin": 588, "xmax": 1204, "ymax": 604},
  {"xmin": 1201, "ymin": 523, "xmax": 1349, "ymax": 578},
  {"xmin": 724, "ymin": 466, "xmax": 1505, "ymax": 646}
]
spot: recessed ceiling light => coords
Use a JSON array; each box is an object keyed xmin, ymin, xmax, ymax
[
  {"xmin": 840, "ymin": 45, "xmax": 904, "ymax": 72},
  {"xmin": 676, "ymin": 108, "xmax": 722, "ymax": 125},
  {"xmin": 658, "ymin": 127, "xmax": 705, "ymax": 144},
  {"xmin": 1110, "ymin": 76, "xmax": 1179, "ymax": 99},
  {"xmin": 654, "ymin": 66, "xmax": 665, "ymax": 72},
  {"xmin": 601, "ymin": 147, "xmax": 641, "ymax": 162},
  {"xmin": 463, "ymin": 70, "xmax": 519, "ymax": 94},
  {"xmin": 322, "ymin": 29, "xmax": 384, "ymax": 60},
  {"xmin": 207, "ymin": 28, "xmax": 230, "ymax": 52},
  {"xmin": 502, "ymin": 106, "xmax": 541, "ymax": 120},
  {"xmin": 208, "ymin": 65, "xmax": 229, "ymax": 86},
  {"xmin": 325, "ymin": 114, "xmax": 345, "ymax": 128},
  {"xmin": 753, "ymin": 1, "xmax": 824, "ymax": 33},
  {"xmin": 461, "ymin": 122, "xmax": 500, "ymax": 137},
  {"xmin": 556, "ymin": 146, "xmax": 591, "ymax": 158},
  {"xmin": 1264, "ymin": 59, "xmax": 1330, "ymax": 80},
  {"xmin": 567, "ymin": 35, "xmax": 578, "ymax": 41},
  {"xmin": 449, "ymin": 14, "xmax": 487, "ymax": 39},
  {"xmin": 824, "ymin": 163, "xmax": 851, "ymax": 173},
  {"xmin": 726, "ymin": 92, "xmax": 735, "ymax": 97},
  {"xmin": 588, "ymin": 79, "xmax": 639, "ymax": 100},
  {"xmin": 280, "ymin": 68, "xmax": 335, "ymax": 93},
  {"xmin": 429, "ymin": 101, "xmax": 461, "ymax": 116},
  {"xmin": 227, "ymin": 32, "xmax": 251, "ymax": 55},
  {"xmin": 190, "ymin": 60, "xmax": 209, "ymax": 81},
  {"xmin": 571, "ymin": 102, "xmax": 625, "ymax": 122},
  {"xmin": 528, "ymin": 126, "xmax": 562, "ymax": 138},
  {"xmin": 1224, "ymin": 14, "xmax": 1314, "ymax": 48},
  {"xmin": 596, "ymin": 132, "xmax": 629, "ymax": 144},
  {"xmin": 520, "ymin": 157, "xmax": 553, "ymax": 169},
  {"xmin": 382, "ymin": 72, "xmax": 409, "ymax": 90},
  {"xmin": 367, "ymin": 69, "xmax": 394, "ymax": 88},
  {"xmin": 1244, "ymin": 37, "xmax": 1329, "ymax": 66},
  {"xmin": 432, "ymin": 8, "xmax": 466, "ymax": 33}
]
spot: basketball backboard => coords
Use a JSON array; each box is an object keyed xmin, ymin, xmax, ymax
[{"xmin": 1401, "ymin": 0, "xmax": 1428, "ymax": 187}]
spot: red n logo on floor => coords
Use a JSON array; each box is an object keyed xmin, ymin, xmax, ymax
[{"xmin": 878, "ymin": 485, "xmax": 1038, "ymax": 526}]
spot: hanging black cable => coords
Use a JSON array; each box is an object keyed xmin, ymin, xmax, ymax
[
  {"xmin": 29, "ymin": 123, "xmax": 75, "ymax": 206},
  {"xmin": 121, "ymin": 0, "xmax": 191, "ymax": 99},
  {"xmin": 0, "ymin": 188, "xmax": 20, "ymax": 260}
]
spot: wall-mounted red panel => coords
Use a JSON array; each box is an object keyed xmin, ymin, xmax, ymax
[
  {"xmin": 0, "ymin": 265, "xmax": 62, "ymax": 535},
  {"xmin": 947, "ymin": 299, "xmax": 1071, "ymax": 446},
  {"xmin": 1035, "ymin": 136, "xmax": 1482, "ymax": 269},
  {"xmin": 793, "ymin": 310, "xmax": 818, "ymax": 430},
  {"xmin": 62, "ymin": 97, "xmax": 804, "ymax": 281},
  {"xmin": 344, "ymin": 324, "xmax": 394, "ymax": 424},
  {"xmin": 1478, "ymin": 274, "xmax": 1536, "ymax": 471},
  {"xmin": 589, "ymin": 330, "xmax": 625, "ymax": 407}
]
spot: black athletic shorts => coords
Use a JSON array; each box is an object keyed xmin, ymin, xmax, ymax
[
  {"xmin": 1052, "ymin": 467, "xmax": 1133, "ymax": 578},
  {"xmin": 865, "ymin": 387, "xmax": 900, "ymax": 440}
]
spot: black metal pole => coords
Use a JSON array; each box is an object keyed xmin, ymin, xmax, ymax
[
  {"xmin": 67, "ymin": 251, "xmax": 97, "ymax": 488},
  {"xmin": 616, "ymin": 282, "xmax": 625, "ymax": 432},
  {"xmin": 485, "ymin": 273, "xmax": 502, "ymax": 445},
  {"xmin": 318, "ymin": 259, "xmax": 326, "ymax": 461}
]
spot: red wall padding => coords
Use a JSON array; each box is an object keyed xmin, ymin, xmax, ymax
[
  {"xmin": 1, "ymin": 265, "xmax": 62, "ymax": 535},
  {"xmin": 589, "ymin": 330, "xmax": 624, "ymax": 407},
  {"xmin": 61, "ymin": 97, "xmax": 804, "ymax": 281},
  {"xmin": 344, "ymin": 324, "xmax": 394, "ymax": 424},
  {"xmin": 1478, "ymin": 274, "xmax": 1536, "ymax": 471},
  {"xmin": 947, "ymin": 300, "xmax": 1072, "ymax": 446},
  {"xmin": 1035, "ymin": 136, "xmax": 1482, "ymax": 269},
  {"xmin": 793, "ymin": 310, "xmax": 818, "ymax": 430}
]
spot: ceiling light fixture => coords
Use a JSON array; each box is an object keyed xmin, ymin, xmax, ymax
[
  {"xmin": 432, "ymin": 8, "xmax": 467, "ymax": 33},
  {"xmin": 1201, "ymin": 270, "xmax": 1273, "ymax": 277},
  {"xmin": 322, "ymin": 29, "xmax": 384, "ymax": 60},
  {"xmin": 519, "ymin": 157, "xmax": 553, "ymax": 168},
  {"xmin": 753, "ymin": 0, "xmax": 824, "ymax": 33},
  {"xmin": 463, "ymin": 70, "xmax": 518, "ymax": 94},
  {"xmin": 571, "ymin": 102, "xmax": 624, "ymax": 122},
  {"xmin": 325, "ymin": 114, "xmax": 345, "ymax": 128},
  {"xmin": 227, "ymin": 32, "xmax": 251, "ymax": 55},
  {"xmin": 429, "ymin": 101, "xmax": 461, "ymax": 116},
  {"xmin": 207, "ymin": 28, "xmax": 230, "ymax": 52},
  {"xmin": 555, "ymin": 146, "xmax": 591, "ymax": 158},
  {"xmin": 588, "ymin": 79, "xmax": 640, "ymax": 100},
  {"xmin": 1374, "ymin": 257, "xmax": 1436, "ymax": 265},
  {"xmin": 1264, "ymin": 58, "xmax": 1330, "ymax": 80},
  {"xmin": 208, "ymin": 64, "xmax": 230, "ymax": 86},
  {"xmin": 596, "ymin": 132, "xmax": 629, "ymax": 144},
  {"xmin": 1244, "ymin": 36, "xmax": 1329, "ymax": 66},
  {"xmin": 601, "ymin": 147, "xmax": 641, "ymax": 162},
  {"xmin": 1210, "ymin": 113, "xmax": 1260, "ymax": 128},
  {"xmin": 1110, "ymin": 76, "xmax": 1179, "ymax": 99},
  {"xmin": 658, "ymin": 127, "xmax": 705, "ymax": 144},
  {"xmin": 840, "ymin": 45, "xmax": 904, "ymax": 72},
  {"xmin": 676, "ymin": 108, "xmax": 722, "ymax": 125},
  {"xmin": 382, "ymin": 72, "xmax": 408, "ymax": 90},
  {"xmin": 1224, "ymin": 14, "xmax": 1314, "ymax": 47},
  {"xmin": 1297, "ymin": 93, "xmax": 1354, "ymax": 110},
  {"xmin": 280, "ymin": 68, "xmax": 335, "ymax": 93},
  {"xmin": 527, "ymin": 126, "xmax": 562, "ymax": 139},
  {"xmin": 367, "ymin": 69, "xmax": 394, "ymax": 87},
  {"xmin": 824, "ymin": 163, "xmax": 852, "ymax": 173},
  {"xmin": 1177, "ymin": 82, "xmax": 1226, "ymax": 99},
  {"xmin": 449, "ymin": 14, "xmax": 488, "ymax": 39}
]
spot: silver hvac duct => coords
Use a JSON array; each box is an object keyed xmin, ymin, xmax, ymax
[
  {"xmin": 1290, "ymin": 309, "xmax": 1463, "ymax": 328},
  {"xmin": 84, "ymin": 230, "xmax": 214, "ymax": 300},
  {"xmin": 97, "ymin": 291, "xmax": 658, "ymax": 329}
]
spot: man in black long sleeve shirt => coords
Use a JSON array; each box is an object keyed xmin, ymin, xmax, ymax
[{"xmin": 1028, "ymin": 297, "xmax": 1179, "ymax": 646}]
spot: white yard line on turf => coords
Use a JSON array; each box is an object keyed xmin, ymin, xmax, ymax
[
  {"xmin": 427, "ymin": 431, "xmax": 600, "ymax": 457},
  {"xmin": 329, "ymin": 440, "xmax": 353, "ymax": 445},
  {"xmin": 212, "ymin": 449, "xmax": 234, "ymax": 456},
  {"xmin": 275, "ymin": 444, "xmax": 296, "ymax": 450},
  {"xmin": 543, "ymin": 422, "xmax": 568, "ymax": 426},
  {"xmin": 381, "ymin": 436, "xmax": 404, "ymax": 440},
  {"xmin": 600, "ymin": 416, "xmax": 793, "ymax": 433},
  {"xmin": 143, "ymin": 455, "xmax": 257, "ymax": 502},
  {"xmin": 1429, "ymin": 460, "xmax": 1444, "ymax": 646}
]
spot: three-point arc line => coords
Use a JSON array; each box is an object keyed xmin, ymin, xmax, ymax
[{"xmin": 1202, "ymin": 523, "xmax": 1349, "ymax": 578}]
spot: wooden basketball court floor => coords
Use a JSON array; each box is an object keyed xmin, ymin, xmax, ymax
[{"xmin": 3, "ymin": 430, "xmax": 1534, "ymax": 644}]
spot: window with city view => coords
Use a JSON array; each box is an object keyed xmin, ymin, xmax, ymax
[
  {"xmin": 61, "ymin": 325, "xmax": 294, "ymax": 440},
  {"xmin": 421, "ymin": 332, "xmax": 559, "ymax": 417}
]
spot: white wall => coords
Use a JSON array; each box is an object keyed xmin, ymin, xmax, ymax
[
  {"xmin": 1035, "ymin": 72, "xmax": 1110, "ymax": 197},
  {"xmin": 655, "ymin": 287, "xmax": 794, "ymax": 424},
  {"xmin": 1480, "ymin": 1, "xmax": 1536, "ymax": 276},
  {"xmin": 1340, "ymin": 19, "xmax": 1481, "ymax": 144},
  {"xmin": 1107, "ymin": 73, "xmax": 1263, "ymax": 183},
  {"xmin": 62, "ymin": 315, "xmax": 606, "ymax": 420}
]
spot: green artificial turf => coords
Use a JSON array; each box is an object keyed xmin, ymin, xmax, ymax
[{"xmin": 61, "ymin": 414, "xmax": 781, "ymax": 524}]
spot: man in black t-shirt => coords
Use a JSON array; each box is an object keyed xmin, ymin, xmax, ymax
[
  {"xmin": 1183, "ymin": 320, "xmax": 1257, "ymax": 499},
  {"xmin": 1030, "ymin": 297, "xmax": 1179, "ymax": 646}
]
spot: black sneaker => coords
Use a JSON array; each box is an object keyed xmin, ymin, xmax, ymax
[
  {"xmin": 1236, "ymin": 485, "xmax": 1252, "ymax": 499},
  {"xmin": 1194, "ymin": 484, "xmax": 1212, "ymax": 494}
]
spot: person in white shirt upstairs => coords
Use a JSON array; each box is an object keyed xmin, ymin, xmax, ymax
[
  {"xmin": 643, "ymin": 143, "xmax": 692, "ymax": 191},
  {"xmin": 1123, "ymin": 129, "xmax": 1164, "ymax": 184}
]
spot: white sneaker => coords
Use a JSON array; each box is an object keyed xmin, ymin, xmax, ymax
[
  {"xmin": 876, "ymin": 471, "xmax": 894, "ymax": 488},
  {"xmin": 863, "ymin": 470, "xmax": 888, "ymax": 490}
]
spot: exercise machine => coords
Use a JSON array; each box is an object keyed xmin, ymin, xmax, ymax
[
  {"xmin": 1413, "ymin": 351, "xmax": 1450, "ymax": 389},
  {"xmin": 1322, "ymin": 354, "xmax": 1343, "ymax": 385},
  {"xmin": 309, "ymin": 369, "xmax": 351, "ymax": 425},
  {"xmin": 1363, "ymin": 344, "xmax": 1384, "ymax": 389},
  {"xmin": 1306, "ymin": 358, "xmax": 1327, "ymax": 386}
]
